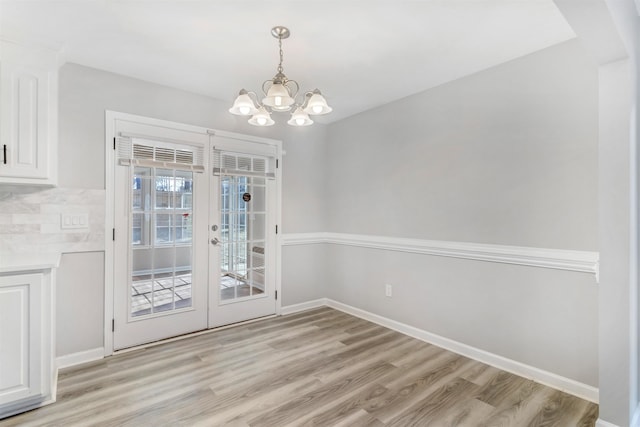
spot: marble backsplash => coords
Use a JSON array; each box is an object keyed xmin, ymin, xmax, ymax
[{"xmin": 0, "ymin": 187, "xmax": 105, "ymax": 255}]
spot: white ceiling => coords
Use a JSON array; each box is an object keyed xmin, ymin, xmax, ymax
[{"xmin": 0, "ymin": 1, "xmax": 576, "ymax": 123}]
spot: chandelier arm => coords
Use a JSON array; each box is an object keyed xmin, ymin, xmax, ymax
[
  {"xmin": 245, "ymin": 90, "xmax": 263, "ymax": 107},
  {"xmin": 300, "ymin": 91, "xmax": 314, "ymax": 108},
  {"xmin": 262, "ymin": 79, "xmax": 274, "ymax": 97},
  {"xmin": 284, "ymin": 80, "xmax": 299, "ymax": 98}
]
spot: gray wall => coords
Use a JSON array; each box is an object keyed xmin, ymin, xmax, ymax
[
  {"xmin": 56, "ymin": 63, "xmax": 327, "ymax": 356},
  {"xmin": 281, "ymin": 244, "xmax": 327, "ymax": 307},
  {"xmin": 604, "ymin": 2, "xmax": 640, "ymax": 424},
  {"xmin": 57, "ymin": 252, "xmax": 104, "ymax": 355},
  {"xmin": 326, "ymin": 39, "xmax": 597, "ymax": 250},
  {"xmin": 594, "ymin": 1, "xmax": 640, "ymax": 424},
  {"xmin": 598, "ymin": 56, "xmax": 633, "ymax": 427},
  {"xmin": 323, "ymin": 39, "xmax": 599, "ymax": 386},
  {"xmin": 553, "ymin": 0, "xmax": 640, "ymax": 423}
]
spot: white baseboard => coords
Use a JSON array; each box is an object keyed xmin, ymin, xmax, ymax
[
  {"xmin": 281, "ymin": 298, "xmax": 328, "ymax": 315},
  {"xmin": 320, "ymin": 299, "xmax": 598, "ymax": 403},
  {"xmin": 596, "ymin": 419, "xmax": 621, "ymax": 427},
  {"xmin": 56, "ymin": 347, "xmax": 105, "ymax": 369}
]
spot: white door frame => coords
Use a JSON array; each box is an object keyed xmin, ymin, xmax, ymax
[{"xmin": 104, "ymin": 111, "xmax": 283, "ymax": 356}]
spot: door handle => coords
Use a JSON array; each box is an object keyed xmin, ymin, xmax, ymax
[{"xmin": 211, "ymin": 237, "xmax": 220, "ymax": 245}]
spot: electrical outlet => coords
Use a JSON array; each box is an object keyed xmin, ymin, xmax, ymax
[{"xmin": 385, "ymin": 284, "xmax": 393, "ymax": 297}]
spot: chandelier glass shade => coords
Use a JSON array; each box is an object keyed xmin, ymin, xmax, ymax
[
  {"xmin": 228, "ymin": 90, "xmax": 259, "ymax": 116},
  {"xmin": 229, "ymin": 26, "xmax": 332, "ymax": 127},
  {"xmin": 248, "ymin": 106, "xmax": 275, "ymax": 127},
  {"xmin": 262, "ymin": 82, "xmax": 295, "ymax": 109},
  {"xmin": 288, "ymin": 107, "xmax": 314, "ymax": 126}
]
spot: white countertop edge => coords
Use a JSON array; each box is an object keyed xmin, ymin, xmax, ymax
[{"xmin": 0, "ymin": 252, "xmax": 61, "ymax": 273}]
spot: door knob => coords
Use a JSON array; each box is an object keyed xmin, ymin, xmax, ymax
[{"xmin": 211, "ymin": 237, "xmax": 220, "ymax": 245}]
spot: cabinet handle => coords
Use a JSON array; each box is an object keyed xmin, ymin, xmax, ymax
[{"xmin": 2, "ymin": 145, "xmax": 6, "ymax": 165}]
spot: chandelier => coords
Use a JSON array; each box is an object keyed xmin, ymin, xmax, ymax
[{"xmin": 229, "ymin": 26, "xmax": 332, "ymax": 127}]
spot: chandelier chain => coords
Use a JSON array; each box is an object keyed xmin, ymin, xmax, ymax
[{"xmin": 277, "ymin": 36, "xmax": 284, "ymax": 74}]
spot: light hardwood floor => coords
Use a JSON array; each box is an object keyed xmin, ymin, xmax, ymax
[{"xmin": 0, "ymin": 307, "xmax": 598, "ymax": 426}]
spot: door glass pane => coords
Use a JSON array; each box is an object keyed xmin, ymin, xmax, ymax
[
  {"xmin": 220, "ymin": 174, "xmax": 266, "ymax": 301},
  {"xmin": 155, "ymin": 169, "xmax": 174, "ymax": 209},
  {"xmin": 155, "ymin": 213, "xmax": 173, "ymax": 245},
  {"xmin": 130, "ymin": 167, "xmax": 194, "ymax": 317}
]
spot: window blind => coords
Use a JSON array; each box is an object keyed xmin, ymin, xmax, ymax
[
  {"xmin": 117, "ymin": 134, "xmax": 205, "ymax": 173},
  {"xmin": 211, "ymin": 148, "xmax": 275, "ymax": 179}
]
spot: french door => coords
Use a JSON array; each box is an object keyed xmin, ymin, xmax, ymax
[
  {"xmin": 110, "ymin": 115, "xmax": 278, "ymax": 351},
  {"xmin": 112, "ymin": 121, "xmax": 210, "ymax": 350},
  {"xmin": 208, "ymin": 145, "xmax": 278, "ymax": 327}
]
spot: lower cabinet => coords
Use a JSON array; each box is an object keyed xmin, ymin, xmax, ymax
[{"xmin": 0, "ymin": 268, "xmax": 55, "ymax": 419}]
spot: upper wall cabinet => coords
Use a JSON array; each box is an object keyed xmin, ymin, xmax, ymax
[{"xmin": 0, "ymin": 40, "xmax": 58, "ymax": 186}]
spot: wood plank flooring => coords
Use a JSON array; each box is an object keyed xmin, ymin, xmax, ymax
[{"xmin": 0, "ymin": 307, "xmax": 598, "ymax": 426}]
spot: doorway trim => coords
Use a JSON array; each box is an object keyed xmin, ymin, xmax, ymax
[{"xmin": 104, "ymin": 111, "xmax": 283, "ymax": 356}]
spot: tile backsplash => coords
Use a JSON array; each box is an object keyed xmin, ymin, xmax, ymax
[{"xmin": 0, "ymin": 187, "xmax": 105, "ymax": 254}]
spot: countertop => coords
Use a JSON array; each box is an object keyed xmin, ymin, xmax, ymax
[{"xmin": 0, "ymin": 252, "xmax": 61, "ymax": 273}]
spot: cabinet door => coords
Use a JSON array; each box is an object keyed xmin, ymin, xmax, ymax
[
  {"xmin": 0, "ymin": 40, "xmax": 58, "ymax": 185},
  {"xmin": 0, "ymin": 273, "xmax": 43, "ymax": 406}
]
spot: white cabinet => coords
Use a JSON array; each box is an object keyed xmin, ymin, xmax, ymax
[
  {"xmin": 0, "ymin": 40, "xmax": 58, "ymax": 186},
  {"xmin": 0, "ymin": 266, "xmax": 56, "ymax": 419}
]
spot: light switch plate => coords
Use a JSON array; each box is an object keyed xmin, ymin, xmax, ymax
[{"xmin": 61, "ymin": 213, "xmax": 89, "ymax": 229}]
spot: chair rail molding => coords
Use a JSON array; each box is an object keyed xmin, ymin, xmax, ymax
[{"xmin": 281, "ymin": 232, "xmax": 599, "ymax": 277}]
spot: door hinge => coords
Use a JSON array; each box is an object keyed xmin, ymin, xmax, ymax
[
  {"xmin": 113, "ymin": 137, "xmax": 116, "ymax": 150},
  {"xmin": 112, "ymin": 228, "xmax": 115, "ymax": 241},
  {"xmin": 275, "ymin": 225, "xmax": 278, "ymax": 234},
  {"xmin": 276, "ymin": 159, "xmax": 279, "ymax": 168},
  {"xmin": 112, "ymin": 319, "xmax": 115, "ymax": 332},
  {"xmin": 275, "ymin": 290, "xmax": 278, "ymax": 300}
]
